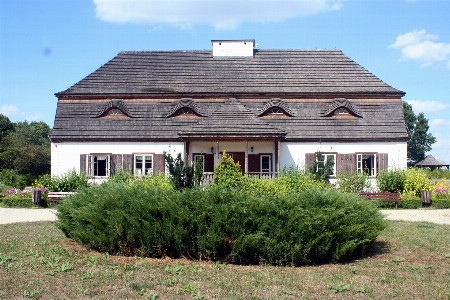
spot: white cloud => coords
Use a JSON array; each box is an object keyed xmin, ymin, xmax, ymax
[
  {"xmin": 93, "ymin": 0, "xmax": 343, "ymax": 30},
  {"xmin": 429, "ymin": 138, "xmax": 450, "ymax": 164},
  {"xmin": 406, "ymin": 100, "xmax": 449, "ymax": 114},
  {"xmin": 0, "ymin": 105, "xmax": 45, "ymax": 122},
  {"xmin": 389, "ymin": 30, "xmax": 450, "ymax": 68},
  {"xmin": 430, "ymin": 119, "xmax": 450, "ymax": 130}
]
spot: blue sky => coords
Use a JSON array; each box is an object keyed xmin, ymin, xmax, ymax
[{"xmin": 1, "ymin": 0, "xmax": 449, "ymax": 162}]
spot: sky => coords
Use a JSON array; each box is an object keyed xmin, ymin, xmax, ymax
[{"xmin": 0, "ymin": 0, "xmax": 449, "ymax": 163}]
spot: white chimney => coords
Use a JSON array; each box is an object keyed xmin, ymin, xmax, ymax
[{"xmin": 212, "ymin": 40, "xmax": 255, "ymax": 57}]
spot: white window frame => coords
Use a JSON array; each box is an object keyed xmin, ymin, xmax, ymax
[
  {"xmin": 317, "ymin": 153, "xmax": 336, "ymax": 177},
  {"xmin": 87, "ymin": 154, "xmax": 110, "ymax": 177},
  {"xmin": 193, "ymin": 154, "xmax": 205, "ymax": 172},
  {"xmin": 134, "ymin": 154, "xmax": 153, "ymax": 176},
  {"xmin": 357, "ymin": 153, "xmax": 377, "ymax": 177},
  {"xmin": 260, "ymin": 155, "xmax": 271, "ymax": 173}
]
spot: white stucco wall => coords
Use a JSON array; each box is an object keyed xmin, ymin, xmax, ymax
[
  {"xmin": 51, "ymin": 141, "xmax": 184, "ymax": 176},
  {"xmin": 51, "ymin": 140, "xmax": 407, "ymax": 177},
  {"xmin": 280, "ymin": 141, "xmax": 407, "ymax": 170}
]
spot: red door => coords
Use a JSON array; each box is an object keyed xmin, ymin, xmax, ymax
[{"xmin": 229, "ymin": 152, "xmax": 245, "ymax": 173}]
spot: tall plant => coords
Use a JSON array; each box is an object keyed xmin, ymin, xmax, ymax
[
  {"xmin": 377, "ymin": 169, "xmax": 406, "ymax": 193},
  {"xmin": 309, "ymin": 152, "xmax": 334, "ymax": 184},
  {"xmin": 213, "ymin": 151, "xmax": 245, "ymax": 188},
  {"xmin": 337, "ymin": 171, "xmax": 370, "ymax": 193},
  {"xmin": 163, "ymin": 152, "xmax": 202, "ymax": 190}
]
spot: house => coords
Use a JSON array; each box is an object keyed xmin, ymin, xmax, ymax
[{"xmin": 50, "ymin": 40, "xmax": 408, "ymax": 182}]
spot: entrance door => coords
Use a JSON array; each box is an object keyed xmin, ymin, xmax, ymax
[{"xmin": 229, "ymin": 152, "xmax": 245, "ymax": 173}]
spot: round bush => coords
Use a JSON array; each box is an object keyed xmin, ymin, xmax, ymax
[{"xmin": 56, "ymin": 183, "xmax": 386, "ymax": 266}]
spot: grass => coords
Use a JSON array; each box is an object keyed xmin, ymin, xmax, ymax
[{"xmin": 0, "ymin": 221, "xmax": 449, "ymax": 299}]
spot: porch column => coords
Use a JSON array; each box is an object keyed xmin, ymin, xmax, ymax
[
  {"xmin": 215, "ymin": 140, "xmax": 219, "ymax": 166},
  {"xmin": 184, "ymin": 141, "xmax": 190, "ymax": 163},
  {"xmin": 276, "ymin": 141, "xmax": 281, "ymax": 173},
  {"xmin": 245, "ymin": 140, "xmax": 248, "ymax": 173}
]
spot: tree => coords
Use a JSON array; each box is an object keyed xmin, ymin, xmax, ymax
[
  {"xmin": 0, "ymin": 114, "xmax": 14, "ymax": 142},
  {"xmin": 309, "ymin": 151, "xmax": 334, "ymax": 184},
  {"xmin": 0, "ymin": 120, "xmax": 51, "ymax": 182},
  {"xmin": 402, "ymin": 101, "xmax": 436, "ymax": 165},
  {"xmin": 163, "ymin": 151, "xmax": 202, "ymax": 190}
]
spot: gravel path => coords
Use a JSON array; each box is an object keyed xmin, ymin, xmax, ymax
[
  {"xmin": 380, "ymin": 209, "xmax": 450, "ymax": 225},
  {"xmin": 1, "ymin": 208, "xmax": 450, "ymax": 225},
  {"xmin": 0, "ymin": 208, "xmax": 58, "ymax": 224}
]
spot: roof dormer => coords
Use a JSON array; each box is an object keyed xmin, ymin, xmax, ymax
[
  {"xmin": 258, "ymin": 99, "xmax": 294, "ymax": 117},
  {"xmin": 94, "ymin": 99, "xmax": 132, "ymax": 118},
  {"xmin": 167, "ymin": 98, "xmax": 203, "ymax": 117},
  {"xmin": 322, "ymin": 99, "xmax": 362, "ymax": 118}
]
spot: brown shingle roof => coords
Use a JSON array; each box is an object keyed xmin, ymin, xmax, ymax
[{"xmin": 57, "ymin": 50, "xmax": 404, "ymax": 96}]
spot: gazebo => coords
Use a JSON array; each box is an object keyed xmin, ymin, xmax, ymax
[{"xmin": 415, "ymin": 155, "xmax": 450, "ymax": 170}]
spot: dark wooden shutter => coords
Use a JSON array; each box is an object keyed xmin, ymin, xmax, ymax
[
  {"xmin": 204, "ymin": 154, "xmax": 214, "ymax": 172},
  {"xmin": 123, "ymin": 154, "xmax": 133, "ymax": 172},
  {"xmin": 110, "ymin": 154, "xmax": 123, "ymax": 175},
  {"xmin": 248, "ymin": 154, "xmax": 260, "ymax": 173},
  {"xmin": 378, "ymin": 153, "xmax": 388, "ymax": 172},
  {"xmin": 153, "ymin": 154, "xmax": 165, "ymax": 175},
  {"xmin": 337, "ymin": 154, "xmax": 357, "ymax": 175},
  {"xmin": 80, "ymin": 154, "xmax": 87, "ymax": 173},
  {"xmin": 305, "ymin": 153, "xmax": 316, "ymax": 169}
]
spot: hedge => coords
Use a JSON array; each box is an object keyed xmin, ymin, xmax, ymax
[{"xmin": 56, "ymin": 183, "xmax": 386, "ymax": 266}]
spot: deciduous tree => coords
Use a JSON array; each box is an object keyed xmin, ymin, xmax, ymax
[{"xmin": 402, "ymin": 101, "xmax": 436, "ymax": 165}]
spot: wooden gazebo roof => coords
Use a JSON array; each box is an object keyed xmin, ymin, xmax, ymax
[{"xmin": 415, "ymin": 155, "xmax": 450, "ymax": 170}]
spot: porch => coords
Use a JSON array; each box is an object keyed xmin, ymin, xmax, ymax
[{"xmin": 185, "ymin": 140, "xmax": 282, "ymax": 176}]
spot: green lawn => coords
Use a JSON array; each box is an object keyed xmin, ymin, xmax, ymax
[{"xmin": 0, "ymin": 221, "xmax": 449, "ymax": 299}]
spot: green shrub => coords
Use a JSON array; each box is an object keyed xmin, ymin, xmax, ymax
[
  {"xmin": 400, "ymin": 194, "xmax": 422, "ymax": 209},
  {"xmin": 424, "ymin": 168, "xmax": 450, "ymax": 179},
  {"xmin": 36, "ymin": 170, "xmax": 89, "ymax": 192},
  {"xmin": 107, "ymin": 169, "xmax": 135, "ymax": 184},
  {"xmin": 377, "ymin": 169, "xmax": 406, "ymax": 193},
  {"xmin": 240, "ymin": 169, "xmax": 325, "ymax": 197},
  {"xmin": 432, "ymin": 199, "xmax": 450, "ymax": 209},
  {"xmin": 0, "ymin": 169, "xmax": 26, "ymax": 189},
  {"xmin": 337, "ymin": 171, "xmax": 370, "ymax": 193},
  {"xmin": 404, "ymin": 168, "xmax": 432, "ymax": 197},
  {"xmin": 57, "ymin": 184, "xmax": 386, "ymax": 266},
  {"xmin": 213, "ymin": 151, "xmax": 246, "ymax": 188},
  {"xmin": 0, "ymin": 197, "xmax": 33, "ymax": 208},
  {"xmin": 275, "ymin": 167, "xmax": 325, "ymax": 193},
  {"xmin": 130, "ymin": 173, "xmax": 173, "ymax": 191},
  {"xmin": 309, "ymin": 152, "xmax": 335, "ymax": 184},
  {"xmin": 164, "ymin": 152, "xmax": 202, "ymax": 190}
]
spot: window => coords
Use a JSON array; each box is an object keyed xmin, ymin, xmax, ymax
[
  {"xmin": 333, "ymin": 108, "xmax": 350, "ymax": 115},
  {"xmin": 107, "ymin": 108, "xmax": 124, "ymax": 116},
  {"xmin": 267, "ymin": 107, "xmax": 284, "ymax": 114},
  {"xmin": 357, "ymin": 154, "xmax": 376, "ymax": 177},
  {"xmin": 87, "ymin": 155, "xmax": 110, "ymax": 177},
  {"xmin": 174, "ymin": 107, "xmax": 196, "ymax": 116},
  {"xmin": 317, "ymin": 154, "xmax": 336, "ymax": 176},
  {"xmin": 193, "ymin": 155, "xmax": 204, "ymax": 172},
  {"xmin": 260, "ymin": 155, "xmax": 271, "ymax": 172},
  {"xmin": 134, "ymin": 154, "xmax": 153, "ymax": 176}
]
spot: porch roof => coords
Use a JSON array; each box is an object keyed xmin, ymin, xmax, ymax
[{"xmin": 178, "ymin": 99, "xmax": 286, "ymax": 139}]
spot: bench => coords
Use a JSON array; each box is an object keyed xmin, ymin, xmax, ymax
[
  {"xmin": 359, "ymin": 192, "xmax": 401, "ymax": 208},
  {"xmin": 47, "ymin": 192, "xmax": 76, "ymax": 203}
]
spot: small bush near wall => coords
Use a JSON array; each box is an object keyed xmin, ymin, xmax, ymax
[
  {"xmin": 432, "ymin": 199, "xmax": 450, "ymax": 209},
  {"xmin": 36, "ymin": 170, "xmax": 89, "ymax": 192},
  {"xmin": 404, "ymin": 168, "xmax": 432, "ymax": 197},
  {"xmin": 0, "ymin": 197, "xmax": 33, "ymax": 208},
  {"xmin": 400, "ymin": 194, "xmax": 422, "ymax": 209},
  {"xmin": 377, "ymin": 169, "xmax": 406, "ymax": 193},
  {"xmin": 57, "ymin": 184, "xmax": 386, "ymax": 266},
  {"xmin": 337, "ymin": 171, "xmax": 370, "ymax": 193}
]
